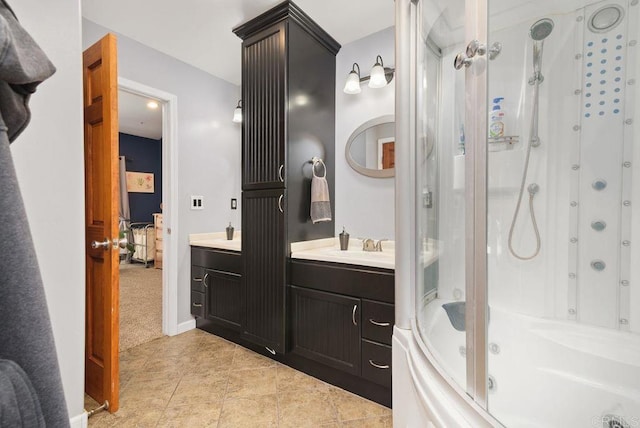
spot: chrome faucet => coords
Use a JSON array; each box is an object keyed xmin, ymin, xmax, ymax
[{"xmin": 362, "ymin": 238, "xmax": 386, "ymax": 252}]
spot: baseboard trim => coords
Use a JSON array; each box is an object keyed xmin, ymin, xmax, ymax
[
  {"xmin": 176, "ymin": 319, "xmax": 196, "ymax": 335},
  {"xmin": 70, "ymin": 411, "xmax": 88, "ymax": 428}
]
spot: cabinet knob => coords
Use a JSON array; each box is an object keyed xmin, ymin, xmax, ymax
[
  {"xmin": 368, "ymin": 319, "xmax": 391, "ymax": 327},
  {"xmin": 203, "ymin": 272, "xmax": 209, "ymax": 288},
  {"xmin": 352, "ymin": 304, "xmax": 358, "ymax": 326},
  {"xmin": 368, "ymin": 360, "xmax": 390, "ymax": 370}
]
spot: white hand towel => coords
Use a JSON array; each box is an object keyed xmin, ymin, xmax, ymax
[{"xmin": 311, "ymin": 159, "xmax": 332, "ymax": 224}]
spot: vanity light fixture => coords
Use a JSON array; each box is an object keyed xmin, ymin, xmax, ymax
[
  {"xmin": 343, "ymin": 63, "xmax": 362, "ymax": 94},
  {"xmin": 232, "ymin": 99, "xmax": 242, "ymax": 123},
  {"xmin": 146, "ymin": 100, "xmax": 159, "ymax": 109},
  {"xmin": 343, "ymin": 55, "xmax": 395, "ymax": 94},
  {"xmin": 368, "ymin": 55, "xmax": 387, "ymax": 88}
]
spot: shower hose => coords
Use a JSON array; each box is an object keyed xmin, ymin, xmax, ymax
[{"xmin": 508, "ymin": 80, "xmax": 542, "ymax": 261}]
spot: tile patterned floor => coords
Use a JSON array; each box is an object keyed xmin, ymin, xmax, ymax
[{"xmin": 86, "ymin": 329, "xmax": 392, "ymax": 427}]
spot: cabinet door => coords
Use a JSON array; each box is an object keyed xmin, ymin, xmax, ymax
[
  {"xmin": 289, "ymin": 285, "xmax": 361, "ymax": 376},
  {"xmin": 242, "ymin": 24, "xmax": 286, "ymax": 190},
  {"xmin": 205, "ymin": 269, "xmax": 242, "ymax": 331},
  {"xmin": 242, "ymin": 189, "xmax": 287, "ymax": 353}
]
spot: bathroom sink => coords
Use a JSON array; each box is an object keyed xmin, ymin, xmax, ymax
[{"xmin": 291, "ymin": 242, "xmax": 395, "ymax": 269}]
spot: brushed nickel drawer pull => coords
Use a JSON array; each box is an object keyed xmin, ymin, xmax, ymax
[
  {"xmin": 192, "ymin": 303, "xmax": 203, "ymax": 307},
  {"xmin": 203, "ymin": 272, "xmax": 209, "ymax": 288},
  {"xmin": 193, "ymin": 277, "xmax": 203, "ymax": 282},
  {"xmin": 278, "ymin": 195, "xmax": 284, "ymax": 213},
  {"xmin": 265, "ymin": 346, "xmax": 276, "ymax": 355},
  {"xmin": 278, "ymin": 164, "xmax": 284, "ymax": 182},
  {"xmin": 352, "ymin": 304, "xmax": 358, "ymax": 326},
  {"xmin": 369, "ymin": 360, "xmax": 390, "ymax": 370},
  {"xmin": 368, "ymin": 319, "xmax": 391, "ymax": 327}
]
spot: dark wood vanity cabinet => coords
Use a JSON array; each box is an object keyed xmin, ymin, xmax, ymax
[
  {"xmin": 191, "ymin": 247, "xmax": 242, "ymax": 331},
  {"xmin": 290, "ymin": 286, "xmax": 361, "ymax": 375},
  {"xmin": 233, "ymin": 1, "xmax": 339, "ymax": 354},
  {"xmin": 289, "ymin": 260, "xmax": 395, "ymax": 401},
  {"xmin": 241, "ymin": 189, "xmax": 287, "ymax": 353}
]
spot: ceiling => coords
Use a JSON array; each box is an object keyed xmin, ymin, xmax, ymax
[
  {"xmin": 119, "ymin": 90, "xmax": 163, "ymax": 140},
  {"xmin": 82, "ymin": 0, "xmax": 396, "ymax": 86}
]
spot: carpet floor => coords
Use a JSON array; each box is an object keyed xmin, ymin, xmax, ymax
[{"xmin": 119, "ymin": 264, "xmax": 163, "ymax": 352}]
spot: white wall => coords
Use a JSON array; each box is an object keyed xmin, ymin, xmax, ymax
[
  {"xmin": 10, "ymin": 0, "xmax": 86, "ymax": 422},
  {"xmin": 83, "ymin": 20, "xmax": 242, "ymax": 327},
  {"xmin": 335, "ymin": 27, "xmax": 395, "ymax": 240}
]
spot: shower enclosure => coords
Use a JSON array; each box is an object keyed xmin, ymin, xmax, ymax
[{"xmin": 393, "ymin": 0, "xmax": 640, "ymax": 426}]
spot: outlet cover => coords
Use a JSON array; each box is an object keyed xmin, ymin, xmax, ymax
[{"xmin": 191, "ymin": 195, "xmax": 204, "ymax": 210}]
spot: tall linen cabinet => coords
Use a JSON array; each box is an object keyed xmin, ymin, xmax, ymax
[{"xmin": 233, "ymin": 1, "xmax": 340, "ymax": 354}]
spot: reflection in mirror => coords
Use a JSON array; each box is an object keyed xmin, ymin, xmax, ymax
[{"xmin": 345, "ymin": 115, "xmax": 395, "ymax": 178}]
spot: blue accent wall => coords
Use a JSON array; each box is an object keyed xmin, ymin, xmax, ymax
[{"xmin": 120, "ymin": 133, "xmax": 162, "ymax": 223}]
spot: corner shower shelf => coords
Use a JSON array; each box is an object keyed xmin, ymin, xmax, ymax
[{"xmin": 488, "ymin": 135, "xmax": 519, "ymax": 152}]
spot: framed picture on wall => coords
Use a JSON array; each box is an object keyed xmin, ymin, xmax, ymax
[{"xmin": 126, "ymin": 171, "xmax": 154, "ymax": 193}]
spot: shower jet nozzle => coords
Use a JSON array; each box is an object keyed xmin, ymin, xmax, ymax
[{"xmin": 528, "ymin": 183, "xmax": 540, "ymax": 195}]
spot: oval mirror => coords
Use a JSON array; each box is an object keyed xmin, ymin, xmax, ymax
[{"xmin": 345, "ymin": 115, "xmax": 395, "ymax": 178}]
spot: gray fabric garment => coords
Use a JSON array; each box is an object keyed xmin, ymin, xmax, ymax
[
  {"xmin": 310, "ymin": 160, "xmax": 331, "ymax": 224},
  {"xmin": 0, "ymin": 359, "xmax": 45, "ymax": 427},
  {"xmin": 0, "ymin": 1, "xmax": 69, "ymax": 427},
  {"xmin": 0, "ymin": 0, "xmax": 56, "ymax": 142}
]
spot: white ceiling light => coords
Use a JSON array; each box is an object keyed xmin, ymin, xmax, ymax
[{"xmin": 146, "ymin": 100, "xmax": 159, "ymax": 109}]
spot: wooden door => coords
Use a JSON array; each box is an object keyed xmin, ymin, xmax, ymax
[
  {"xmin": 242, "ymin": 189, "xmax": 287, "ymax": 353},
  {"xmin": 241, "ymin": 24, "xmax": 286, "ymax": 190},
  {"xmin": 83, "ymin": 33, "xmax": 120, "ymax": 412},
  {"xmin": 382, "ymin": 142, "xmax": 395, "ymax": 169}
]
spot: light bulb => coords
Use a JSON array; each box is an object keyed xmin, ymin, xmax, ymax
[
  {"xmin": 343, "ymin": 63, "xmax": 361, "ymax": 94},
  {"xmin": 368, "ymin": 56, "xmax": 387, "ymax": 88},
  {"xmin": 232, "ymin": 100, "xmax": 242, "ymax": 123}
]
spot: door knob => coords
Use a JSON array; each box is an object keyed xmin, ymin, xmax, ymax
[
  {"xmin": 113, "ymin": 237, "xmax": 128, "ymax": 249},
  {"xmin": 466, "ymin": 39, "xmax": 486, "ymax": 58},
  {"xmin": 454, "ymin": 52, "xmax": 473, "ymax": 70},
  {"xmin": 91, "ymin": 238, "xmax": 111, "ymax": 250}
]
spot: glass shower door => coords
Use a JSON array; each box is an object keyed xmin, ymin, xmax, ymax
[{"xmin": 415, "ymin": 0, "xmax": 470, "ymax": 394}]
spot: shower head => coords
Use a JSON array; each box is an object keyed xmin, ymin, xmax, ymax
[{"xmin": 530, "ymin": 18, "xmax": 554, "ymax": 41}]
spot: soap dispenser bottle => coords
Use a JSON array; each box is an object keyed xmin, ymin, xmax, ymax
[
  {"xmin": 226, "ymin": 222, "xmax": 234, "ymax": 240},
  {"xmin": 339, "ymin": 227, "xmax": 349, "ymax": 251}
]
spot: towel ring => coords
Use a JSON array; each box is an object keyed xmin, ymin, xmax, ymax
[{"xmin": 311, "ymin": 157, "xmax": 327, "ymax": 178}]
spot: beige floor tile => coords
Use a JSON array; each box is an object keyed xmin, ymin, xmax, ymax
[
  {"xmin": 218, "ymin": 395, "xmax": 278, "ymax": 428},
  {"xmin": 278, "ymin": 389, "xmax": 338, "ymax": 428},
  {"xmin": 276, "ymin": 364, "xmax": 331, "ymax": 393},
  {"xmin": 199, "ymin": 334, "xmax": 238, "ymax": 354},
  {"xmin": 341, "ymin": 415, "xmax": 394, "ymax": 427},
  {"xmin": 329, "ymin": 387, "xmax": 391, "ymax": 422},
  {"xmin": 231, "ymin": 346, "xmax": 278, "ymax": 370},
  {"xmin": 168, "ymin": 375, "xmax": 228, "ymax": 406},
  {"xmin": 157, "ymin": 401, "xmax": 223, "ymax": 428},
  {"xmin": 226, "ymin": 367, "xmax": 277, "ymax": 398}
]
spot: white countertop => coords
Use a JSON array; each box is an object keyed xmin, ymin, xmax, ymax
[
  {"xmin": 189, "ymin": 232, "xmax": 241, "ymax": 252},
  {"xmin": 291, "ymin": 237, "xmax": 396, "ymax": 270}
]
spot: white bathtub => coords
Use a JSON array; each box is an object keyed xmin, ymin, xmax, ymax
[{"xmin": 414, "ymin": 299, "xmax": 640, "ymax": 427}]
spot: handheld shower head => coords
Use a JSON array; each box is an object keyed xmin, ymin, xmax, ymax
[
  {"xmin": 530, "ymin": 18, "xmax": 554, "ymax": 41},
  {"xmin": 529, "ymin": 18, "xmax": 554, "ymax": 85}
]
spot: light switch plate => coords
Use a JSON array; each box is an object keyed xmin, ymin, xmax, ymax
[
  {"xmin": 191, "ymin": 195, "xmax": 204, "ymax": 210},
  {"xmin": 231, "ymin": 198, "xmax": 237, "ymax": 210}
]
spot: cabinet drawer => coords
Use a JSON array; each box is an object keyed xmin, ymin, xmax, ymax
[
  {"xmin": 191, "ymin": 266, "xmax": 206, "ymax": 292},
  {"xmin": 154, "ymin": 214, "xmax": 163, "ymax": 229},
  {"xmin": 361, "ymin": 339, "xmax": 391, "ymax": 388},
  {"xmin": 156, "ymin": 227, "xmax": 163, "ymax": 241},
  {"xmin": 191, "ymin": 247, "xmax": 242, "ymax": 275},
  {"xmin": 191, "ymin": 292, "xmax": 205, "ymax": 318},
  {"xmin": 362, "ymin": 300, "xmax": 394, "ymax": 345}
]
